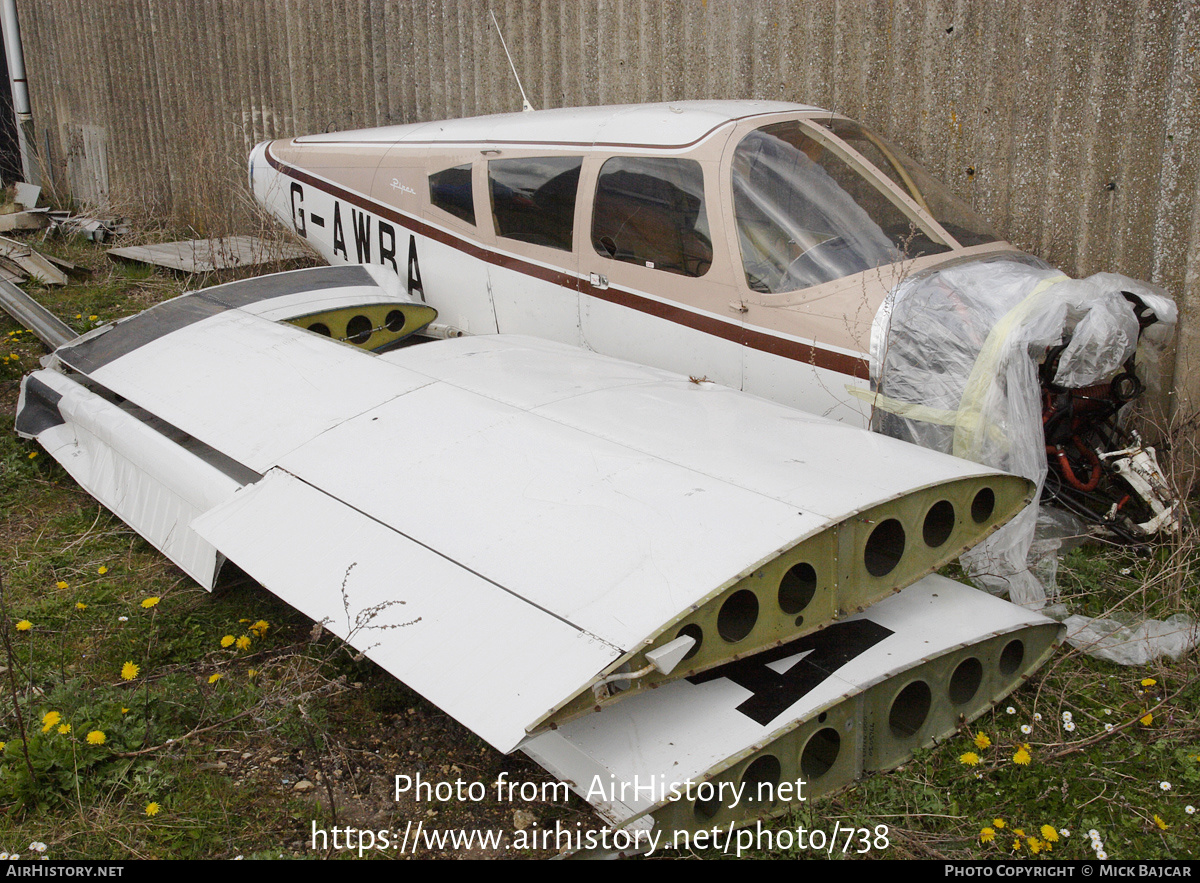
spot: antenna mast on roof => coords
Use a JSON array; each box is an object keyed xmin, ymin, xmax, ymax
[{"xmin": 490, "ymin": 9, "xmax": 535, "ymax": 112}]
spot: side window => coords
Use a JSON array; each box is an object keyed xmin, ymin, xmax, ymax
[
  {"xmin": 488, "ymin": 156, "xmax": 582, "ymax": 251},
  {"xmin": 592, "ymin": 157, "xmax": 712, "ymax": 277},
  {"xmin": 428, "ymin": 164, "xmax": 475, "ymax": 225}
]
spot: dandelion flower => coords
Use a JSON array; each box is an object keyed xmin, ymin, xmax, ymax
[
  {"xmin": 15, "ymin": 620, "xmax": 31, "ymax": 631},
  {"xmin": 141, "ymin": 597, "xmax": 160, "ymax": 609},
  {"xmin": 1161, "ymin": 781, "xmax": 1172, "ymax": 791},
  {"xmin": 220, "ymin": 635, "xmax": 235, "ymax": 648},
  {"xmin": 55, "ymin": 581, "xmax": 68, "ymax": 590},
  {"xmin": 960, "ymin": 751, "xmax": 980, "ymax": 766},
  {"xmin": 87, "ymin": 315, "xmax": 98, "ymax": 322},
  {"xmin": 1011, "ymin": 839, "xmax": 1021, "ymax": 852},
  {"xmin": 1013, "ymin": 744, "xmax": 1032, "ymax": 765},
  {"xmin": 121, "ymin": 661, "xmax": 139, "ymax": 681},
  {"xmin": 86, "ymin": 730, "xmax": 106, "ymax": 745},
  {"xmin": 27, "ymin": 452, "xmax": 37, "ymax": 459},
  {"xmin": 1141, "ymin": 712, "xmax": 1154, "ymax": 726},
  {"xmin": 41, "ymin": 711, "xmax": 61, "ymax": 732},
  {"xmin": 1041, "ymin": 826, "xmax": 1059, "ymax": 842},
  {"xmin": 1028, "ymin": 837, "xmax": 1042, "ymax": 855},
  {"xmin": 1020, "ymin": 724, "xmax": 1032, "ymax": 735},
  {"xmin": 993, "ymin": 819, "xmax": 1006, "ymax": 830},
  {"xmin": 980, "ymin": 827, "xmax": 995, "ymax": 843},
  {"xmin": 98, "ymin": 565, "xmax": 107, "ymax": 575},
  {"xmin": 120, "ymin": 707, "xmax": 129, "ymax": 714},
  {"xmin": 1142, "ymin": 678, "xmax": 1157, "ymax": 687},
  {"xmin": 1154, "ymin": 815, "xmax": 1169, "ymax": 831},
  {"xmin": 75, "ymin": 602, "xmax": 87, "ymax": 610},
  {"xmin": 1064, "ymin": 721, "xmax": 1076, "ymax": 732},
  {"xmin": 145, "ymin": 802, "xmax": 160, "ymax": 817},
  {"xmin": 249, "ymin": 620, "xmax": 269, "ymax": 637},
  {"xmin": 57, "ymin": 723, "xmax": 71, "ymax": 735},
  {"xmin": 974, "ymin": 732, "xmax": 992, "ymax": 750},
  {"xmin": 208, "ymin": 673, "xmax": 223, "ymax": 684},
  {"xmin": 247, "ymin": 668, "xmax": 258, "ymax": 678},
  {"xmin": 235, "ymin": 635, "xmax": 251, "ymax": 651}
]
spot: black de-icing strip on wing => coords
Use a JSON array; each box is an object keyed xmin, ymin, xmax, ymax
[{"xmin": 56, "ymin": 265, "xmax": 374, "ymax": 374}]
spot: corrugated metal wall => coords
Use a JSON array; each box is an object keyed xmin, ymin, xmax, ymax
[{"xmin": 13, "ymin": 0, "xmax": 1200, "ymax": 411}]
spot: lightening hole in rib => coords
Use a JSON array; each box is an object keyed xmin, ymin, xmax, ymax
[
  {"xmin": 972, "ymin": 487, "xmax": 996, "ymax": 524},
  {"xmin": 694, "ymin": 785, "xmax": 722, "ymax": 820},
  {"xmin": 999, "ymin": 640, "xmax": 1024, "ymax": 676},
  {"xmin": 889, "ymin": 680, "xmax": 931, "ymax": 738},
  {"xmin": 865, "ymin": 519, "xmax": 905, "ymax": 577},
  {"xmin": 778, "ymin": 563, "xmax": 817, "ymax": 615},
  {"xmin": 308, "ymin": 322, "xmax": 331, "ymax": 337},
  {"xmin": 923, "ymin": 500, "xmax": 955, "ymax": 548},
  {"xmin": 346, "ymin": 314, "xmax": 373, "ymax": 345},
  {"xmin": 801, "ymin": 728, "xmax": 841, "ymax": 779},
  {"xmin": 385, "ymin": 309, "xmax": 407, "ymax": 332},
  {"xmin": 717, "ymin": 590, "xmax": 759, "ymax": 643},
  {"xmin": 676, "ymin": 624, "xmax": 703, "ymax": 661},
  {"xmin": 742, "ymin": 755, "xmax": 781, "ymax": 804},
  {"xmin": 949, "ymin": 657, "xmax": 983, "ymax": 705}
]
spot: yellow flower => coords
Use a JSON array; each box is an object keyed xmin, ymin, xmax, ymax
[
  {"xmin": 1142, "ymin": 678, "xmax": 1157, "ymax": 687},
  {"xmin": 75, "ymin": 602, "xmax": 87, "ymax": 610},
  {"xmin": 15, "ymin": 620, "xmax": 31, "ymax": 632},
  {"xmin": 57, "ymin": 723, "xmax": 71, "ymax": 735},
  {"xmin": 993, "ymin": 818, "xmax": 1006, "ymax": 829},
  {"xmin": 41, "ymin": 711, "xmax": 61, "ymax": 732},
  {"xmin": 247, "ymin": 668, "xmax": 258, "ymax": 679},
  {"xmin": 1013, "ymin": 744, "xmax": 1032, "ymax": 765},
  {"xmin": 235, "ymin": 635, "xmax": 251, "ymax": 651},
  {"xmin": 1027, "ymin": 837, "xmax": 1042, "ymax": 855},
  {"xmin": 1155, "ymin": 814, "xmax": 1169, "ymax": 830},
  {"xmin": 120, "ymin": 707, "xmax": 129, "ymax": 714},
  {"xmin": 974, "ymin": 732, "xmax": 992, "ymax": 750},
  {"xmin": 220, "ymin": 635, "xmax": 235, "ymax": 648},
  {"xmin": 1013, "ymin": 828, "xmax": 1026, "ymax": 837},
  {"xmin": 98, "ymin": 565, "xmax": 108, "ymax": 575},
  {"xmin": 980, "ymin": 827, "xmax": 995, "ymax": 843},
  {"xmin": 27, "ymin": 452, "xmax": 37, "ymax": 459},
  {"xmin": 1012, "ymin": 839, "xmax": 1021, "ymax": 851},
  {"xmin": 249, "ymin": 620, "xmax": 269, "ymax": 637},
  {"xmin": 960, "ymin": 751, "xmax": 980, "ymax": 766},
  {"xmin": 145, "ymin": 802, "xmax": 160, "ymax": 817},
  {"xmin": 141, "ymin": 597, "xmax": 160, "ymax": 609},
  {"xmin": 55, "ymin": 581, "xmax": 68, "ymax": 590},
  {"xmin": 0, "ymin": 741, "xmax": 5, "ymax": 751},
  {"xmin": 87, "ymin": 315, "xmax": 97, "ymax": 322},
  {"xmin": 1141, "ymin": 712, "xmax": 1154, "ymax": 726},
  {"xmin": 121, "ymin": 661, "xmax": 139, "ymax": 681},
  {"xmin": 1041, "ymin": 825, "xmax": 1059, "ymax": 842},
  {"xmin": 86, "ymin": 730, "xmax": 106, "ymax": 745},
  {"xmin": 208, "ymin": 673, "xmax": 223, "ymax": 684}
]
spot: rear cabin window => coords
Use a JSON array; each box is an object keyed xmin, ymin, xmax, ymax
[
  {"xmin": 591, "ymin": 157, "xmax": 712, "ymax": 277},
  {"xmin": 489, "ymin": 156, "xmax": 582, "ymax": 251},
  {"xmin": 428, "ymin": 164, "xmax": 475, "ymax": 225}
]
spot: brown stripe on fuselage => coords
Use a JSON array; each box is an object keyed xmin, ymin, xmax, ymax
[{"xmin": 265, "ymin": 144, "xmax": 869, "ymax": 380}]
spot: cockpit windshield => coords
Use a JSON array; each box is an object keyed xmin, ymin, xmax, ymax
[{"xmin": 732, "ymin": 120, "xmax": 993, "ymax": 294}]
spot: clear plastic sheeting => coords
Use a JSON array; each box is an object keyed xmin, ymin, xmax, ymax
[{"xmin": 866, "ymin": 253, "xmax": 1188, "ymax": 664}]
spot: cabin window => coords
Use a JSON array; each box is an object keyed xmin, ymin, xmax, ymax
[
  {"xmin": 488, "ymin": 156, "xmax": 582, "ymax": 251},
  {"xmin": 591, "ymin": 157, "xmax": 712, "ymax": 277},
  {"xmin": 428, "ymin": 164, "xmax": 475, "ymax": 225},
  {"xmin": 731, "ymin": 121, "xmax": 951, "ymax": 294}
]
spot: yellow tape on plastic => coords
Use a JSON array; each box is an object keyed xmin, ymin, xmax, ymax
[{"xmin": 854, "ymin": 273, "xmax": 1069, "ymax": 461}]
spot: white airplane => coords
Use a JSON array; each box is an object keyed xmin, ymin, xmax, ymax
[
  {"xmin": 248, "ymin": 100, "xmax": 1178, "ymax": 548},
  {"xmin": 14, "ymin": 261, "xmax": 1057, "ymax": 845}
]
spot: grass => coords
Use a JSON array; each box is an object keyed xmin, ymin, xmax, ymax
[{"xmin": 0, "ymin": 229, "xmax": 1197, "ymax": 860}]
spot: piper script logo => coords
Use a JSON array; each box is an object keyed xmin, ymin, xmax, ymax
[{"xmin": 391, "ymin": 178, "xmax": 416, "ymax": 195}]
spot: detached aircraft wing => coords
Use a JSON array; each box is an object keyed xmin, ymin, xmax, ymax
[{"xmin": 17, "ymin": 266, "xmax": 1041, "ymax": 760}]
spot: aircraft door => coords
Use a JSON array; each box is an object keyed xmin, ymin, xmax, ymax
[{"xmin": 578, "ymin": 155, "xmax": 743, "ymax": 389}]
